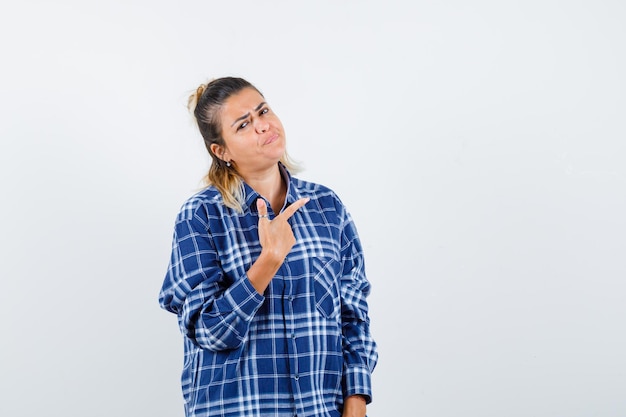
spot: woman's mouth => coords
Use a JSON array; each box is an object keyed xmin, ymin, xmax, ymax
[{"xmin": 264, "ymin": 134, "xmax": 278, "ymax": 145}]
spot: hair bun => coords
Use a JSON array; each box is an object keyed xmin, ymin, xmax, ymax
[{"xmin": 188, "ymin": 83, "xmax": 208, "ymax": 114}]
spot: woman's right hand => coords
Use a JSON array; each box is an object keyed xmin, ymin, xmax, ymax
[
  {"xmin": 256, "ymin": 197, "xmax": 309, "ymax": 263},
  {"xmin": 247, "ymin": 197, "xmax": 309, "ymax": 294}
]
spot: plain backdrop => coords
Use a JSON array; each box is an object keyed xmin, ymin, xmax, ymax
[{"xmin": 1, "ymin": 1, "xmax": 625, "ymax": 416}]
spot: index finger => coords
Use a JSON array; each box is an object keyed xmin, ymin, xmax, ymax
[{"xmin": 278, "ymin": 197, "xmax": 310, "ymax": 220}]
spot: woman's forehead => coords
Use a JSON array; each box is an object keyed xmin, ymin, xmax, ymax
[{"xmin": 224, "ymin": 88, "xmax": 265, "ymax": 111}]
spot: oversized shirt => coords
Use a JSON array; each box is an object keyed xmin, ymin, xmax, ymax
[{"xmin": 159, "ymin": 167, "xmax": 378, "ymax": 417}]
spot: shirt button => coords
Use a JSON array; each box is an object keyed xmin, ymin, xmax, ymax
[
  {"xmin": 289, "ymin": 296, "xmax": 294, "ymax": 302},
  {"xmin": 294, "ymin": 374, "xmax": 299, "ymax": 380},
  {"xmin": 291, "ymin": 333, "xmax": 296, "ymax": 339}
]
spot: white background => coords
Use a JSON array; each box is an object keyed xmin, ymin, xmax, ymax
[{"xmin": 1, "ymin": 1, "xmax": 625, "ymax": 416}]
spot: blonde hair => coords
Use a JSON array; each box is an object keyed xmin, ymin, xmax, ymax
[{"xmin": 188, "ymin": 77, "xmax": 300, "ymax": 212}]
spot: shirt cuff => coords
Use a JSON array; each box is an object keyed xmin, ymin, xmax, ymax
[
  {"xmin": 225, "ymin": 275, "xmax": 265, "ymax": 320},
  {"xmin": 344, "ymin": 365, "xmax": 373, "ymax": 404}
]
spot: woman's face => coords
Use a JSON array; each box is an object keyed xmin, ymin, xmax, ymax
[{"xmin": 216, "ymin": 87, "xmax": 286, "ymax": 174}]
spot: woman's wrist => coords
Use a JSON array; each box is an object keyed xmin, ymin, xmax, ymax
[{"xmin": 343, "ymin": 395, "xmax": 366, "ymax": 417}]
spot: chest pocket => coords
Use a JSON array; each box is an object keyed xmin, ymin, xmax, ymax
[{"xmin": 311, "ymin": 257, "xmax": 341, "ymax": 319}]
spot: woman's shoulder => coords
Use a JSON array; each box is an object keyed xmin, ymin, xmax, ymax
[
  {"xmin": 292, "ymin": 176, "xmax": 338, "ymax": 198},
  {"xmin": 175, "ymin": 186, "xmax": 223, "ymax": 222}
]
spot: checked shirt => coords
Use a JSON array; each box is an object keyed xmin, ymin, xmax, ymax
[{"xmin": 159, "ymin": 167, "xmax": 378, "ymax": 417}]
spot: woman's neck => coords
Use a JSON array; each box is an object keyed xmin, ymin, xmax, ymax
[{"xmin": 243, "ymin": 164, "xmax": 287, "ymax": 212}]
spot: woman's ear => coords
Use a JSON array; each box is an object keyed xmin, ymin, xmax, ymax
[{"xmin": 210, "ymin": 143, "xmax": 224, "ymax": 161}]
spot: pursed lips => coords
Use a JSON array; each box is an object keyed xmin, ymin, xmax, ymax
[{"xmin": 263, "ymin": 133, "xmax": 279, "ymax": 145}]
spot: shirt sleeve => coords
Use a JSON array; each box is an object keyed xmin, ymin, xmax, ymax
[
  {"xmin": 158, "ymin": 209, "xmax": 265, "ymax": 351},
  {"xmin": 339, "ymin": 210, "xmax": 379, "ymax": 403}
]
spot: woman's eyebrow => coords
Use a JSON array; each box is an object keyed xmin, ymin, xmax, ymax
[{"xmin": 230, "ymin": 102, "xmax": 267, "ymax": 127}]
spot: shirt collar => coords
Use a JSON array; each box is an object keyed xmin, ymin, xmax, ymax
[{"xmin": 241, "ymin": 163, "xmax": 299, "ymax": 214}]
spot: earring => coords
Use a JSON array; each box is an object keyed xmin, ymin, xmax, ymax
[{"xmin": 226, "ymin": 160, "xmax": 231, "ymax": 167}]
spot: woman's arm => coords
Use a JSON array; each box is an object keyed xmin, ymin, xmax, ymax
[
  {"xmin": 339, "ymin": 210, "xmax": 379, "ymax": 404},
  {"xmin": 158, "ymin": 197, "xmax": 309, "ymax": 351},
  {"xmin": 159, "ymin": 214, "xmax": 263, "ymax": 351}
]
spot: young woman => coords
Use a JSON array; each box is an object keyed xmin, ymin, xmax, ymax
[{"xmin": 159, "ymin": 77, "xmax": 377, "ymax": 417}]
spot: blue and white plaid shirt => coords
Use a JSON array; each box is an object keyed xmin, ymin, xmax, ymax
[{"xmin": 159, "ymin": 167, "xmax": 378, "ymax": 417}]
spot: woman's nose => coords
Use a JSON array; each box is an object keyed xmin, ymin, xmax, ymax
[{"xmin": 255, "ymin": 119, "xmax": 269, "ymax": 133}]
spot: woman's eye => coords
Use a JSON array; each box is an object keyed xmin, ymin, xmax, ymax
[
  {"xmin": 238, "ymin": 121, "xmax": 249, "ymax": 130},
  {"xmin": 260, "ymin": 108, "xmax": 269, "ymax": 115}
]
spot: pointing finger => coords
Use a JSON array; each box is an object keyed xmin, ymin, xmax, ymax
[{"xmin": 279, "ymin": 197, "xmax": 309, "ymax": 220}]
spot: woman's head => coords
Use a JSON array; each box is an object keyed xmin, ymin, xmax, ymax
[
  {"xmin": 189, "ymin": 77, "xmax": 261, "ymax": 166},
  {"xmin": 188, "ymin": 76, "xmax": 299, "ymax": 211}
]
